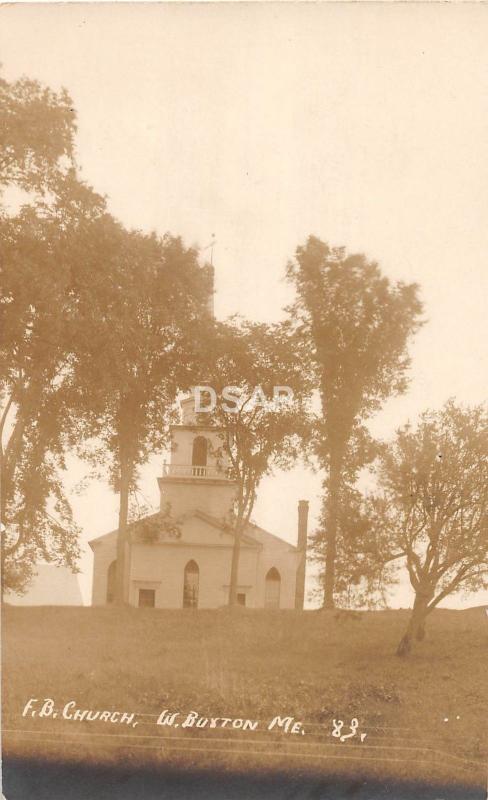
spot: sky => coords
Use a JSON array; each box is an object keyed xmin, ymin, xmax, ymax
[{"xmin": 1, "ymin": 3, "xmax": 487, "ymax": 607}]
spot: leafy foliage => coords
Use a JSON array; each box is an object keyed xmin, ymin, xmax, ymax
[
  {"xmin": 287, "ymin": 235, "xmax": 423, "ymax": 607},
  {"xmin": 71, "ymin": 219, "xmax": 213, "ymax": 603},
  {"xmin": 310, "ymin": 486, "xmax": 399, "ymax": 610},
  {"xmin": 200, "ymin": 318, "xmax": 312, "ymax": 604},
  {"xmin": 133, "ymin": 503, "xmax": 182, "ymax": 544},
  {"xmin": 370, "ymin": 401, "xmax": 488, "ymax": 654},
  {"xmin": 0, "ymin": 74, "xmax": 76, "ymax": 194},
  {"xmin": 0, "ymin": 75, "xmax": 104, "ymax": 592}
]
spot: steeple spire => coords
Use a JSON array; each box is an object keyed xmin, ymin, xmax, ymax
[
  {"xmin": 207, "ymin": 263, "xmax": 215, "ymax": 317},
  {"xmin": 203, "ymin": 234, "xmax": 216, "ymax": 317}
]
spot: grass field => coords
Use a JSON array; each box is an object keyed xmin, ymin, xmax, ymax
[{"xmin": 2, "ymin": 605, "xmax": 487, "ymax": 796}]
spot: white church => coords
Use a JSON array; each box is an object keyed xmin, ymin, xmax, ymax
[{"xmin": 89, "ymin": 397, "xmax": 308, "ymax": 610}]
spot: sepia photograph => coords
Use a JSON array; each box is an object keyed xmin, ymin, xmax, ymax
[{"xmin": 1, "ymin": 3, "xmax": 487, "ymax": 799}]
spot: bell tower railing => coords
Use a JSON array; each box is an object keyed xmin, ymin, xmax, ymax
[{"xmin": 162, "ymin": 464, "xmax": 233, "ymax": 480}]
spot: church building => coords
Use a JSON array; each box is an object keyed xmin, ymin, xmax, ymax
[{"xmin": 89, "ymin": 397, "xmax": 308, "ymax": 609}]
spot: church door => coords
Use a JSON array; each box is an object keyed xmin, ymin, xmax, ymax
[
  {"xmin": 264, "ymin": 567, "xmax": 281, "ymax": 608},
  {"xmin": 183, "ymin": 560, "xmax": 199, "ymax": 608}
]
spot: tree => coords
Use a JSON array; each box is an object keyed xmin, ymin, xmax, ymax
[
  {"xmin": 72, "ymin": 221, "xmax": 213, "ymax": 604},
  {"xmin": 0, "ymin": 73, "xmax": 76, "ymax": 196},
  {"xmin": 310, "ymin": 484, "xmax": 399, "ymax": 610},
  {"xmin": 0, "ymin": 75, "xmax": 105, "ymax": 593},
  {"xmin": 372, "ymin": 402, "xmax": 487, "ymax": 656},
  {"xmin": 200, "ymin": 319, "xmax": 311, "ymax": 606},
  {"xmin": 287, "ymin": 236, "xmax": 423, "ymax": 608}
]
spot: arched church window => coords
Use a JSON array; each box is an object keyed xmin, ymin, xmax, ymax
[
  {"xmin": 106, "ymin": 559, "xmax": 117, "ymax": 604},
  {"xmin": 192, "ymin": 436, "xmax": 207, "ymax": 474},
  {"xmin": 264, "ymin": 567, "xmax": 281, "ymax": 609},
  {"xmin": 183, "ymin": 560, "xmax": 199, "ymax": 608}
]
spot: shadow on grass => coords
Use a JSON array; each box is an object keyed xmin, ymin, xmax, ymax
[{"xmin": 3, "ymin": 756, "xmax": 484, "ymax": 800}]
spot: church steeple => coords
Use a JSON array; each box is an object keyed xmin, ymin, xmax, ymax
[
  {"xmin": 206, "ymin": 263, "xmax": 215, "ymax": 317},
  {"xmin": 203, "ymin": 233, "xmax": 216, "ymax": 318},
  {"xmin": 158, "ymin": 395, "xmax": 236, "ymax": 519}
]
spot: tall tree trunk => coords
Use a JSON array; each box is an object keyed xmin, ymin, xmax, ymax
[
  {"xmin": 1, "ymin": 413, "xmax": 27, "ymax": 521},
  {"xmin": 228, "ymin": 477, "xmax": 251, "ymax": 607},
  {"xmin": 115, "ymin": 454, "xmax": 131, "ymax": 606},
  {"xmin": 396, "ymin": 595, "xmax": 430, "ymax": 657},
  {"xmin": 323, "ymin": 449, "xmax": 342, "ymax": 610},
  {"xmin": 416, "ymin": 620, "xmax": 426, "ymax": 641},
  {"xmin": 228, "ymin": 524, "xmax": 242, "ymax": 607},
  {"xmin": 1, "ymin": 409, "xmax": 27, "ymax": 603}
]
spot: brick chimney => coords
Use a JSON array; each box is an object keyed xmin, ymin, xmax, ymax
[{"xmin": 294, "ymin": 500, "xmax": 309, "ymax": 610}]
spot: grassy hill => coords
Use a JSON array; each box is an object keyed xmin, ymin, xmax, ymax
[{"xmin": 2, "ymin": 605, "xmax": 487, "ymax": 797}]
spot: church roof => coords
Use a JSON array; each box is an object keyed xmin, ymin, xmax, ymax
[
  {"xmin": 88, "ymin": 509, "xmax": 297, "ymax": 551},
  {"xmin": 88, "ymin": 513, "xmax": 159, "ymax": 548},
  {"xmin": 245, "ymin": 520, "xmax": 299, "ymax": 551},
  {"xmin": 189, "ymin": 509, "xmax": 262, "ymax": 547}
]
